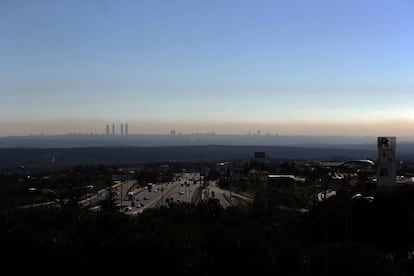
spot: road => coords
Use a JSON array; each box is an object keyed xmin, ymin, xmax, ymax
[
  {"xmin": 79, "ymin": 172, "xmax": 251, "ymax": 215},
  {"xmin": 78, "ymin": 180, "xmax": 137, "ymax": 210},
  {"xmin": 204, "ymin": 180, "xmax": 233, "ymax": 208},
  {"xmin": 124, "ymin": 172, "xmax": 203, "ymax": 215}
]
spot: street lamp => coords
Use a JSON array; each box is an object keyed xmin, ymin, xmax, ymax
[{"xmin": 161, "ymin": 186, "xmax": 166, "ymax": 206}]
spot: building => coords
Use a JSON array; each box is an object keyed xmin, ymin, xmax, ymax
[
  {"xmin": 112, "ymin": 124, "xmax": 115, "ymax": 135},
  {"xmin": 106, "ymin": 124, "xmax": 109, "ymax": 135},
  {"xmin": 125, "ymin": 123, "xmax": 128, "ymax": 136},
  {"xmin": 377, "ymin": 136, "xmax": 397, "ymax": 187},
  {"xmin": 120, "ymin": 124, "xmax": 124, "ymax": 136}
]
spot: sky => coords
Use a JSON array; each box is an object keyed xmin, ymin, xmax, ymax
[{"xmin": 1, "ymin": 0, "xmax": 414, "ymax": 136}]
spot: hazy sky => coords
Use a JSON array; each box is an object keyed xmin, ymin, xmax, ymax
[{"xmin": 1, "ymin": 0, "xmax": 414, "ymax": 136}]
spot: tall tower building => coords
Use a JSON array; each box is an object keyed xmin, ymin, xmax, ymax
[
  {"xmin": 106, "ymin": 125, "xmax": 109, "ymax": 135},
  {"xmin": 112, "ymin": 124, "xmax": 115, "ymax": 135},
  {"xmin": 125, "ymin": 123, "xmax": 128, "ymax": 136},
  {"xmin": 120, "ymin": 124, "xmax": 124, "ymax": 136},
  {"xmin": 377, "ymin": 136, "xmax": 397, "ymax": 187}
]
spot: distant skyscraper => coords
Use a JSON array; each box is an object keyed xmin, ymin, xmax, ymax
[
  {"xmin": 112, "ymin": 124, "xmax": 115, "ymax": 135},
  {"xmin": 106, "ymin": 124, "xmax": 109, "ymax": 135},
  {"xmin": 125, "ymin": 123, "xmax": 128, "ymax": 136},
  {"xmin": 120, "ymin": 124, "xmax": 124, "ymax": 136}
]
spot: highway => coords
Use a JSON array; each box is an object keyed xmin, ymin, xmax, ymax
[
  {"xmin": 124, "ymin": 172, "xmax": 203, "ymax": 215},
  {"xmin": 162, "ymin": 173, "xmax": 201, "ymax": 206},
  {"xmin": 205, "ymin": 180, "xmax": 232, "ymax": 208},
  {"xmin": 79, "ymin": 172, "xmax": 249, "ymax": 215}
]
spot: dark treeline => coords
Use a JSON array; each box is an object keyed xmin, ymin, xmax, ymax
[
  {"xmin": 1, "ymin": 187, "xmax": 414, "ymax": 275},
  {"xmin": 0, "ymin": 145, "xmax": 380, "ymax": 167}
]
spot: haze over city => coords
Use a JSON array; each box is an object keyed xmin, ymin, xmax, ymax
[{"xmin": 1, "ymin": 0, "xmax": 413, "ymax": 137}]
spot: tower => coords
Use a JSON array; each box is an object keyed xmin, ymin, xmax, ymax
[
  {"xmin": 106, "ymin": 124, "xmax": 109, "ymax": 135},
  {"xmin": 120, "ymin": 124, "xmax": 124, "ymax": 136},
  {"xmin": 125, "ymin": 123, "xmax": 128, "ymax": 136},
  {"xmin": 112, "ymin": 124, "xmax": 115, "ymax": 135},
  {"xmin": 377, "ymin": 136, "xmax": 397, "ymax": 187}
]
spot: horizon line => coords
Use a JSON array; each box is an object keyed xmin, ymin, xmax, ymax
[{"xmin": 0, "ymin": 133, "xmax": 407, "ymax": 139}]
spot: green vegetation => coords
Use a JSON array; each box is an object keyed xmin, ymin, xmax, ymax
[
  {"xmin": 1, "ymin": 160, "xmax": 414, "ymax": 274},
  {"xmin": 2, "ymin": 186, "xmax": 414, "ymax": 275}
]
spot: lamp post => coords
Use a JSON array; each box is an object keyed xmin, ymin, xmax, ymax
[
  {"xmin": 120, "ymin": 181, "xmax": 123, "ymax": 207},
  {"xmin": 322, "ymin": 172, "xmax": 332, "ymax": 276}
]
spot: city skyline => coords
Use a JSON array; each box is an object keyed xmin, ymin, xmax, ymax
[
  {"xmin": 1, "ymin": 118, "xmax": 414, "ymax": 138},
  {"xmin": 1, "ymin": 1, "xmax": 413, "ymax": 136}
]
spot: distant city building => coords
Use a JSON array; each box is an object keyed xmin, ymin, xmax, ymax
[
  {"xmin": 257, "ymin": 130, "xmax": 261, "ymax": 136},
  {"xmin": 170, "ymin": 130, "xmax": 176, "ymax": 135},
  {"xmin": 125, "ymin": 123, "xmax": 128, "ymax": 136},
  {"xmin": 112, "ymin": 124, "xmax": 115, "ymax": 135},
  {"xmin": 106, "ymin": 124, "xmax": 109, "ymax": 135},
  {"xmin": 120, "ymin": 124, "xmax": 124, "ymax": 136},
  {"xmin": 377, "ymin": 136, "xmax": 397, "ymax": 186}
]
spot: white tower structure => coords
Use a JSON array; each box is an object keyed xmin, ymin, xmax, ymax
[{"xmin": 377, "ymin": 136, "xmax": 397, "ymax": 187}]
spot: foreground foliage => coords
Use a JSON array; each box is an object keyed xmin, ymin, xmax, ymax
[{"xmin": 1, "ymin": 188, "xmax": 414, "ymax": 275}]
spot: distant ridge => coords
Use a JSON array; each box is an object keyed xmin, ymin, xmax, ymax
[
  {"xmin": 0, "ymin": 134, "xmax": 381, "ymax": 148},
  {"xmin": 0, "ymin": 145, "xmax": 386, "ymax": 167}
]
